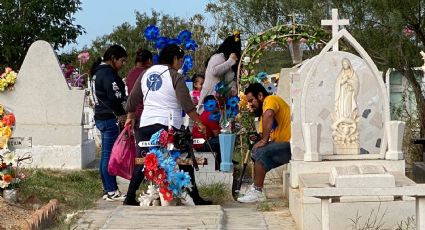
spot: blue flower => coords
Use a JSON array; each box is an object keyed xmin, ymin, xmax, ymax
[
  {"xmin": 178, "ymin": 30, "xmax": 192, "ymax": 43},
  {"xmin": 182, "ymin": 55, "xmax": 193, "ymax": 74},
  {"xmin": 256, "ymin": 72, "xmax": 268, "ymax": 81},
  {"xmin": 214, "ymin": 81, "xmax": 225, "ymax": 92},
  {"xmin": 204, "ymin": 99, "xmax": 217, "ymax": 112},
  {"xmin": 144, "ymin": 25, "xmax": 160, "ymax": 41},
  {"xmin": 169, "ymin": 150, "xmax": 181, "ymax": 159},
  {"xmin": 209, "ymin": 112, "xmax": 221, "ymax": 122},
  {"xmin": 152, "ymin": 54, "xmax": 159, "ymax": 64},
  {"xmin": 167, "ymin": 38, "xmax": 181, "ymax": 45},
  {"xmin": 155, "ymin": 36, "xmax": 169, "ymax": 49},
  {"xmin": 168, "ymin": 183, "xmax": 182, "ymax": 196},
  {"xmin": 160, "ymin": 157, "xmax": 177, "ymax": 176},
  {"xmin": 184, "ymin": 39, "xmax": 198, "ymax": 51},
  {"xmin": 174, "ymin": 170, "xmax": 191, "ymax": 188},
  {"xmin": 226, "ymin": 106, "xmax": 238, "ymax": 118},
  {"xmin": 226, "ymin": 96, "xmax": 240, "ymax": 108},
  {"xmin": 150, "ymin": 129, "xmax": 163, "ymax": 145}
]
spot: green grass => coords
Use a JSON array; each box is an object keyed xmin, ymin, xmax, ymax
[
  {"xmin": 198, "ymin": 183, "xmax": 233, "ymax": 205},
  {"xmin": 18, "ymin": 169, "xmax": 102, "ymax": 229}
]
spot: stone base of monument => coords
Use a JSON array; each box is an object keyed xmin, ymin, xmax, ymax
[
  {"xmin": 413, "ymin": 162, "xmax": 425, "ymax": 183},
  {"xmin": 15, "ymin": 139, "xmax": 96, "ymax": 169},
  {"xmin": 287, "ymin": 161, "xmax": 419, "ymax": 230},
  {"xmin": 194, "ymin": 152, "xmax": 233, "ymax": 188}
]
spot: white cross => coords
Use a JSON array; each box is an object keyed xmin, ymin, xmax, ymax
[{"xmin": 321, "ymin": 8, "xmax": 350, "ymax": 51}]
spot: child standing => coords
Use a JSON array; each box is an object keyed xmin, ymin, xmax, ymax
[{"xmin": 191, "ymin": 74, "xmax": 205, "ymax": 106}]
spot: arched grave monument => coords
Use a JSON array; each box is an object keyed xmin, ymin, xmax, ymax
[{"xmin": 0, "ymin": 41, "xmax": 96, "ymax": 169}]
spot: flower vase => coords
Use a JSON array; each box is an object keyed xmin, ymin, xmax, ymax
[
  {"xmin": 3, "ymin": 189, "xmax": 17, "ymax": 203},
  {"xmin": 219, "ymin": 133, "xmax": 236, "ymax": 172}
]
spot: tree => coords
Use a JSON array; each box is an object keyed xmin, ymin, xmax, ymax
[
  {"xmin": 0, "ymin": 0, "xmax": 84, "ymax": 69},
  {"xmin": 85, "ymin": 10, "xmax": 212, "ymax": 77}
]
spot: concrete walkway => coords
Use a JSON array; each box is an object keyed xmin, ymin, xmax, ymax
[{"xmin": 73, "ymin": 199, "xmax": 296, "ymax": 230}]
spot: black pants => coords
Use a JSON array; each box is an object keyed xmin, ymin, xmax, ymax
[
  {"xmin": 195, "ymin": 136, "xmax": 221, "ymax": 170},
  {"xmin": 126, "ymin": 124, "xmax": 203, "ymax": 201}
]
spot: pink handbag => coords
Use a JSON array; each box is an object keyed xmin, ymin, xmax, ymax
[{"xmin": 108, "ymin": 124, "xmax": 136, "ymax": 180}]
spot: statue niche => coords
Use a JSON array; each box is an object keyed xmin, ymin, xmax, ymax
[{"xmin": 331, "ymin": 58, "xmax": 360, "ymax": 154}]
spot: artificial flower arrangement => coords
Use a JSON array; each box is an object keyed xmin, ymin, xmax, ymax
[
  {"xmin": 0, "ymin": 67, "xmax": 18, "ymax": 92},
  {"xmin": 0, "ymin": 104, "xmax": 15, "ymax": 149},
  {"xmin": 203, "ymin": 80, "xmax": 240, "ymax": 133},
  {"xmin": 144, "ymin": 25, "xmax": 197, "ymax": 77},
  {"xmin": 61, "ymin": 51, "xmax": 91, "ymax": 88},
  {"xmin": 0, "ymin": 150, "xmax": 20, "ymax": 189},
  {"xmin": 142, "ymin": 128, "xmax": 192, "ymax": 203}
]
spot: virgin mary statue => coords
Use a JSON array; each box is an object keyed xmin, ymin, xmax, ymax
[{"xmin": 335, "ymin": 58, "xmax": 359, "ymax": 120}]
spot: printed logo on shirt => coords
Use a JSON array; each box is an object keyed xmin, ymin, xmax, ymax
[
  {"xmin": 146, "ymin": 73, "xmax": 163, "ymax": 91},
  {"xmin": 112, "ymin": 82, "xmax": 122, "ymax": 98}
]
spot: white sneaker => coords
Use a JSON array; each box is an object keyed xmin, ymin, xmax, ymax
[
  {"xmin": 106, "ymin": 190, "xmax": 126, "ymax": 202},
  {"xmin": 237, "ymin": 187, "xmax": 266, "ymax": 203},
  {"xmin": 180, "ymin": 192, "xmax": 195, "ymax": 206}
]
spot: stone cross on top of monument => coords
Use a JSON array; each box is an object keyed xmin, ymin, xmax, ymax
[{"xmin": 321, "ymin": 8, "xmax": 350, "ymax": 51}]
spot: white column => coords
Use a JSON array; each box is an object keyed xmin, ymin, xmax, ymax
[
  {"xmin": 417, "ymin": 197, "xmax": 425, "ymax": 230},
  {"xmin": 303, "ymin": 122, "xmax": 322, "ymax": 161},
  {"xmin": 385, "ymin": 121, "xmax": 405, "ymax": 160},
  {"xmin": 321, "ymin": 198, "xmax": 330, "ymax": 230}
]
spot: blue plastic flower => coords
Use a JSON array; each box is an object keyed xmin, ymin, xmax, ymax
[
  {"xmin": 144, "ymin": 25, "xmax": 160, "ymax": 41},
  {"xmin": 167, "ymin": 38, "xmax": 181, "ymax": 45},
  {"xmin": 168, "ymin": 183, "xmax": 182, "ymax": 196},
  {"xmin": 152, "ymin": 54, "xmax": 159, "ymax": 64},
  {"xmin": 178, "ymin": 30, "xmax": 192, "ymax": 43},
  {"xmin": 226, "ymin": 96, "xmax": 240, "ymax": 108},
  {"xmin": 214, "ymin": 81, "xmax": 225, "ymax": 92},
  {"xmin": 184, "ymin": 39, "xmax": 198, "ymax": 51},
  {"xmin": 226, "ymin": 106, "xmax": 238, "ymax": 118},
  {"xmin": 182, "ymin": 55, "xmax": 193, "ymax": 74},
  {"xmin": 155, "ymin": 36, "xmax": 169, "ymax": 49},
  {"xmin": 209, "ymin": 112, "xmax": 221, "ymax": 122},
  {"xmin": 175, "ymin": 170, "xmax": 191, "ymax": 188},
  {"xmin": 150, "ymin": 130, "xmax": 162, "ymax": 145},
  {"xmin": 160, "ymin": 157, "xmax": 176, "ymax": 176},
  {"xmin": 256, "ymin": 72, "xmax": 268, "ymax": 81},
  {"xmin": 204, "ymin": 99, "xmax": 217, "ymax": 112},
  {"xmin": 169, "ymin": 150, "xmax": 181, "ymax": 159}
]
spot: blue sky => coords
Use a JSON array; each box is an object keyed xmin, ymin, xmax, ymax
[{"xmin": 63, "ymin": 0, "xmax": 211, "ymax": 51}]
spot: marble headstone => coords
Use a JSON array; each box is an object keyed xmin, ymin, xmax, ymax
[{"xmin": 0, "ymin": 40, "xmax": 95, "ymax": 169}]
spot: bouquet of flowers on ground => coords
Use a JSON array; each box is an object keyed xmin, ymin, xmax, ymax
[
  {"xmin": 0, "ymin": 67, "xmax": 17, "ymax": 92},
  {"xmin": 0, "ymin": 104, "xmax": 15, "ymax": 149},
  {"xmin": 0, "ymin": 150, "xmax": 20, "ymax": 189},
  {"xmin": 143, "ymin": 128, "xmax": 192, "ymax": 203},
  {"xmin": 204, "ymin": 80, "xmax": 240, "ymax": 133}
]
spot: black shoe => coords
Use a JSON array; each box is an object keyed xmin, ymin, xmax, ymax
[
  {"xmin": 194, "ymin": 198, "xmax": 213, "ymax": 205},
  {"xmin": 123, "ymin": 197, "xmax": 140, "ymax": 206}
]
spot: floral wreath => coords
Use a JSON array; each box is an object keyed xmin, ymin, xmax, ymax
[
  {"xmin": 143, "ymin": 128, "xmax": 192, "ymax": 201},
  {"xmin": 144, "ymin": 25, "xmax": 198, "ymax": 77},
  {"xmin": 0, "ymin": 68, "xmax": 18, "ymax": 92},
  {"xmin": 237, "ymin": 24, "xmax": 330, "ymax": 90}
]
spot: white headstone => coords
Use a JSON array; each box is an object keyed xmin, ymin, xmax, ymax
[{"xmin": 0, "ymin": 40, "xmax": 95, "ymax": 169}]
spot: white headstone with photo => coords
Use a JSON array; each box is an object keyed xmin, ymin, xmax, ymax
[{"xmin": 0, "ymin": 40, "xmax": 95, "ymax": 169}]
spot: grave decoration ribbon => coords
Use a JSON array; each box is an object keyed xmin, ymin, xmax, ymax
[
  {"xmin": 143, "ymin": 128, "xmax": 192, "ymax": 201},
  {"xmin": 144, "ymin": 25, "xmax": 198, "ymax": 77},
  {"xmin": 0, "ymin": 67, "xmax": 17, "ymax": 92}
]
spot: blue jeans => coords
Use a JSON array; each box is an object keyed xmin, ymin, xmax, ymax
[
  {"xmin": 96, "ymin": 118, "xmax": 119, "ymax": 192},
  {"xmin": 251, "ymin": 142, "xmax": 291, "ymax": 172}
]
